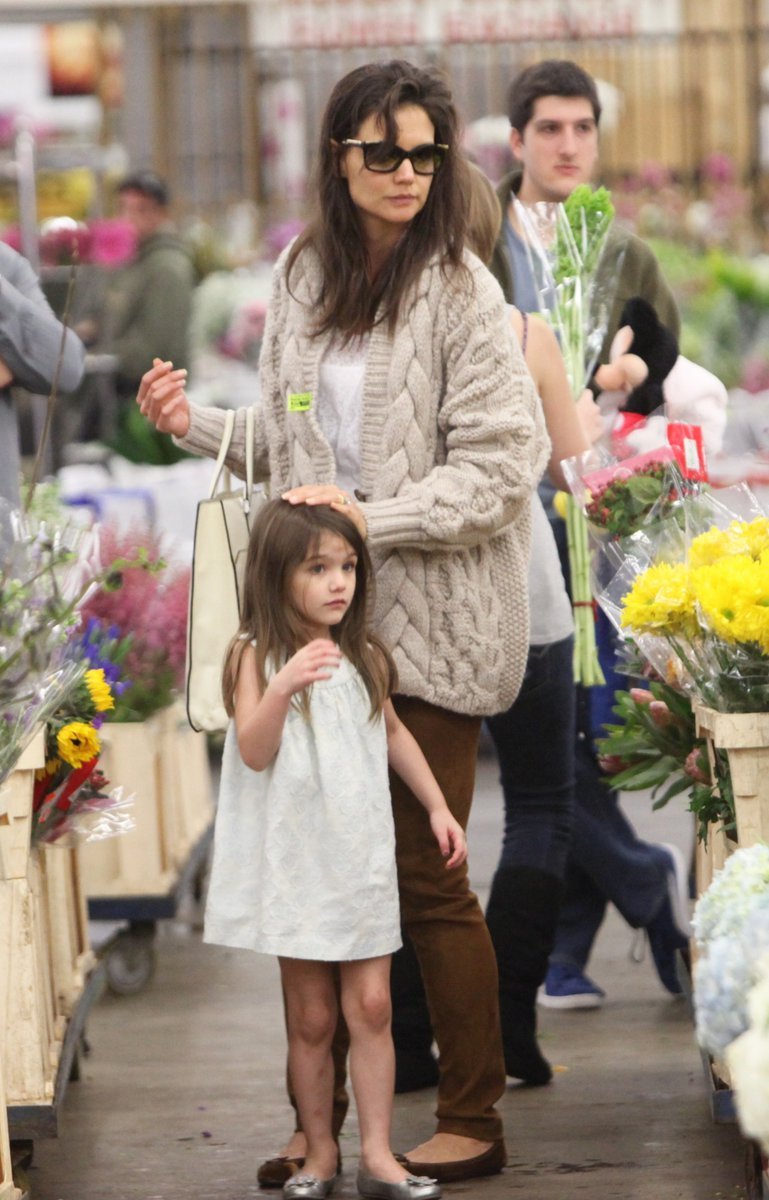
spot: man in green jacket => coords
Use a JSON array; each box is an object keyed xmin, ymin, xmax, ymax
[
  {"xmin": 489, "ymin": 58, "xmax": 680, "ymax": 359},
  {"xmin": 107, "ymin": 170, "xmax": 196, "ymax": 461}
]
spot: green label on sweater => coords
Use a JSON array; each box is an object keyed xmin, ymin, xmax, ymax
[{"xmin": 287, "ymin": 391, "xmax": 312, "ymax": 412}]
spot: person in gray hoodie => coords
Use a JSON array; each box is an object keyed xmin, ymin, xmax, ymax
[{"xmin": 0, "ymin": 241, "xmax": 85, "ymax": 504}]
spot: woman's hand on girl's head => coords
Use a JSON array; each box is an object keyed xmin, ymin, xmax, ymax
[
  {"xmin": 282, "ymin": 484, "xmax": 367, "ymax": 540},
  {"xmin": 430, "ymin": 808, "xmax": 468, "ymax": 869},
  {"xmin": 270, "ymin": 639, "xmax": 342, "ymax": 698},
  {"xmin": 136, "ymin": 357, "xmax": 191, "ymax": 438}
]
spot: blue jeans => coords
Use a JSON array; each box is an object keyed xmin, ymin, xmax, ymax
[
  {"xmin": 551, "ymin": 738, "xmax": 672, "ymax": 969},
  {"xmin": 485, "ymin": 635, "xmax": 575, "ymax": 881}
]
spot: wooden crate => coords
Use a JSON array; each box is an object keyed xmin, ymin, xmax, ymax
[
  {"xmin": 77, "ymin": 709, "xmax": 213, "ymax": 900},
  {"xmin": 157, "ymin": 703, "xmax": 214, "ymax": 871},
  {"xmin": 39, "ymin": 848, "xmax": 95, "ymax": 1018},
  {"xmin": 694, "ymin": 818, "xmax": 734, "ymax": 898},
  {"xmin": 0, "ymin": 729, "xmax": 46, "ymax": 881},
  {"xmin": 76, "ymin": 715, "xmax": 174, "ymax": 898},
  {"xmin": 694, "ymin": 705, "xmax": 769, "ymax": 849},
  {"xmin": 0, "ymin": 732, "xmax": 59, "ymax": 1124},
  {"xmin": 0, "ymin": 1044, "xmax": 20, "ymax": 1200}
]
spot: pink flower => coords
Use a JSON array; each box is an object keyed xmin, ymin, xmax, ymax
[
  {"xmin": 598, "ymin": 754, "xmax": 629, "ymax": 775},
  {"xmin": 649, "ymin": 700, "xmax": 674, "ymax": 728},
  {"xmin": 684, "ymin": 747, "xmax": 711, "ymax": 784}
]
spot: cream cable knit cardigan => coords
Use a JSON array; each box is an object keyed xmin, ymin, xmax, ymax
[{"xmin": 181, "ymin": 245, "xmax": 549, "ymax": 717}]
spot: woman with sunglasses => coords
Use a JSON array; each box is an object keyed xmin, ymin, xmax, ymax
[{"xmin": 137, "ymin": 59, "xmax": 547, "ymax": 1194}]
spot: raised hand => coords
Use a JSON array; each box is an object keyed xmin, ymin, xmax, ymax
[
  {"xmin": 136, "ymin": 357, "xmax": 190, "ymax": 438},
  {"xmin": 270, "ymin": 639, "xmax": 342, "ymax": 698}
]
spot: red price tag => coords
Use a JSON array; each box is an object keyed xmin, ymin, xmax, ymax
[{"xmin": 667, "ymin": 422, "xmax": 707, "ymax": 481}]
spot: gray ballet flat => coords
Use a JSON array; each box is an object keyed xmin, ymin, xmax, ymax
[
  {"xmin": 355, "ymin": 1167, "xmax": 442, "ymax": 1200},
  {"xmin": 283, "ymin": 1173, "xmax": 336, "ymax": 1199}
]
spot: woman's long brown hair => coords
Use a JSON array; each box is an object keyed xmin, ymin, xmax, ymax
[
  {"xmin": 287, "ymin": 59, "xmax": 470, "ymax": 340},
  {"xmin": 221, "ymin": 500, "xmax": 397, "ymax": 720}
]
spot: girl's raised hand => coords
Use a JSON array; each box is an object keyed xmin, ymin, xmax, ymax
[
  {"xmin": 136, "ymin": 357, "xmax": 191, "ymax": 438},
  {"xmin": 430, "ymin": 809, "xmax": 468, "ymax": 869},
  {"xmin": 271, "ymin": 639, "xmax": 342, "ymax": 698}
]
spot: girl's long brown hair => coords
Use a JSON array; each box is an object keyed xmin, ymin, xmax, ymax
[
  {"xmin": 221, "ymin": 500, "xmax": 397, "ymax": 720},
  {"xmin": 287, "ymin": 59, "xmax": 470, "ymax": 340}
]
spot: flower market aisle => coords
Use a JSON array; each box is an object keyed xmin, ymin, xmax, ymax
[{"xmin": 21, "ymin": 753, "xmax": 746, "ymax": 1200}]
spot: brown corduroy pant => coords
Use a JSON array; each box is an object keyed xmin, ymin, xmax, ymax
[{"xmin": 287, "ymin": 695, "xmax": 506, "ymax": 1145}]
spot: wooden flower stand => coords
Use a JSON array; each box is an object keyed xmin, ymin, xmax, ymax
[
  {"xmin": 0, "ymin": 1047, "xmax": 19, "ymax": 1200},
  {"xmin": 692, "ymin": 702, "xmax": 769, "ymax": 1197},
  {"xmin": 694, "ymin": 706, "xmax": 769, "ymax": 849},
  {"xmin": 0, "ymin": 729, "xmax": 102, "ymax": 1153},
  {"xmin": 76, "ymin": 706, "xmax": 214, "ymax": 994}
]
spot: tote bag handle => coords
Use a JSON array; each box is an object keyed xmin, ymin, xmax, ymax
[{"xmin": 208, "ymin": 407, "xmax": 255, "ymax": 504}]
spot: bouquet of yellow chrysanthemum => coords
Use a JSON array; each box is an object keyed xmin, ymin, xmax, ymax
[
  {"xmin": 618, "ymin": 512, "xmax": 769, "ymax": 714},
  {"xmin": 590, "ymin": 498, "xmax": 769, "ymax": 840}
]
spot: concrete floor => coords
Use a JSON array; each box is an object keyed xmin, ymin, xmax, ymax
[{"xmin": 23, "ymin": 752, "xmax": 749, "ymax": 1200}]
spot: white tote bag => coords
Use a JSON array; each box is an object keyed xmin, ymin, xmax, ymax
[{"xmin": 185, "ymin": 407, "xmax": 263, "ymax": 732}]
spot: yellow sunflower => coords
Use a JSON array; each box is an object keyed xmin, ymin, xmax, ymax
[
  {"xmin": 85, "ymin": 668, "xmax": 114, "ymax": 712},
  {"xmin": 57, "ymin": 721, "xmax": 100, "ymax": 769},
  {"xmin": 35, "ymin": 757, "xmax": 61, "ymax": 782}
]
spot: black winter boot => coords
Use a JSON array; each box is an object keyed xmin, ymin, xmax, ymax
[{"xmin": 485, "ymin": 865, "xmax": 565, "ymax": 1086}]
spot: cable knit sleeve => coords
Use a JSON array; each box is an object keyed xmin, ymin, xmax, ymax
[
  {"xmin": 364, "ymin": 258, "xmax": 550, "ymax": 551},
  {"xmin": 177, "ymin": 251, "xmax": 294, "ymax": 480}
]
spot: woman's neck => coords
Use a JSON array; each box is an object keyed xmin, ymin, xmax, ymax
[{"xmin": 363, "ymin": 225, "xmax": 405, "ymax": 280}]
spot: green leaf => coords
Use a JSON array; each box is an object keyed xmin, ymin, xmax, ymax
[
  {"xmin": 651, "ymin": 774, "xmax": 693, "ymax": 809},
  {"xmin": 611, "ymin": 755, "xmax": 680, "ymax": 790}
]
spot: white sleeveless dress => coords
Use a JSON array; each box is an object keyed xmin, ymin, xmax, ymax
[{"xmin": 204, "ymin": 655, "xmax": 401, "ymax": 961}]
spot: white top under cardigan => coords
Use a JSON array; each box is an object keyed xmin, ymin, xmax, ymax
[{"xmin": 317, "ymin": 334, "xmax": 570, "ymax": 648}]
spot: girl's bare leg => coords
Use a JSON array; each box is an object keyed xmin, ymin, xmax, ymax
[
  {"xmin": 279, "ymin": 957, "xmax": 339, "ymax": 1180},
  {"xmin": 341, "ymin": 956, "xmax": 410, "ymax": 1183}
]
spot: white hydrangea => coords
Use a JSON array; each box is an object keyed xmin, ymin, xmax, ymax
[
  {"xmin": 692, "ymin": 843, "xmax": 769, "ymax": 946},
  {"xmin": 726, "ymin": 954, "xmax": 769, "ymax": 1153},
  {"xmin": 694, "ymin": 936, "xmax": 762, "ymax": 1056}
]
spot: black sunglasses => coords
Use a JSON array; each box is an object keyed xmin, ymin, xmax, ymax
[{"xmin": 340, "ymin": 140, "xmax": 449, "ymax": 176}]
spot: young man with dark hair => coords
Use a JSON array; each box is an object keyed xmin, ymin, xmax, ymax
[
  {"xmin": 488, "ymin": 59, "xmax": 691, "ymax": 1011},
  {"xmin": 490, "ymin": 58, "xmax": 679, "ymax": 356}
]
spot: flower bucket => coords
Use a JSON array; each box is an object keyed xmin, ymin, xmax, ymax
[{"xmin": 694, "ymin": 705, "xmax": 769, "ymax": 849}]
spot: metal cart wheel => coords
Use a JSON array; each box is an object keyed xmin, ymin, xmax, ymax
[{"xmin": 105, "ymin": 923, "xmax": 157, "ymax": 995}]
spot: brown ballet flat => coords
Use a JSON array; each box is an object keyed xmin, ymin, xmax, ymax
[
  {"xmin": 257, "ymin": 1155, "xmax": 306, "ymax": 1188},
  {"xmin": 257, "ymin": 1148, "xmax": 343, "ymax": 1189},
  {"xmin": 398, "ymin": 1139, "xmax": 506, "ymax": 1184}
]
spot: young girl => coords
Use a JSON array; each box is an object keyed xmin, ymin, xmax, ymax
[{"xmin": 204, "ymin": 499, "xmax": 465, "ymax": 1200}]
